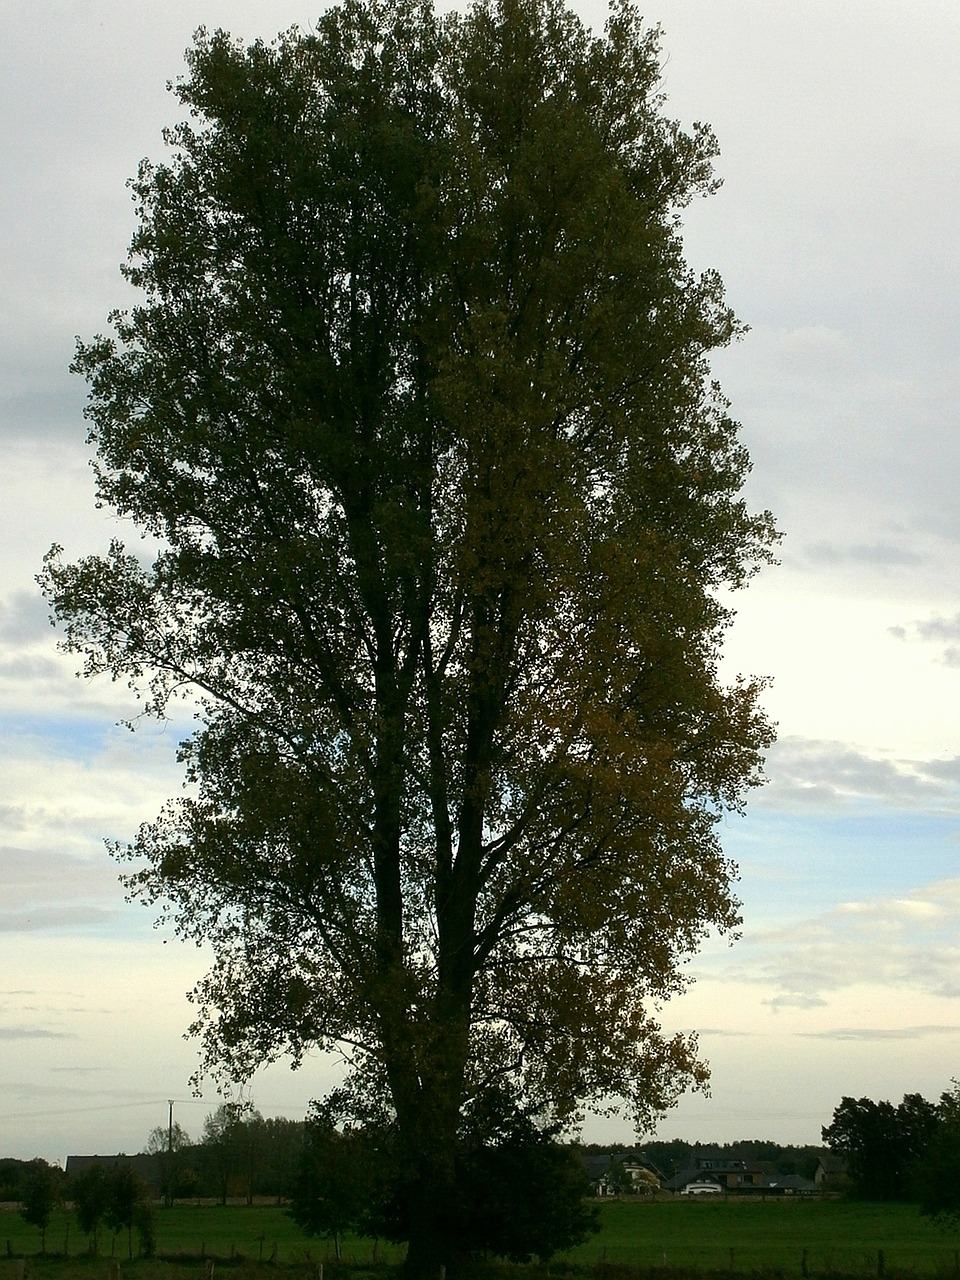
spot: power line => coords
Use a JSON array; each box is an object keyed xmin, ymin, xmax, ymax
[{"xmin": 0, "ymin": 1097, "xmax": 204, "ymax": 1123}]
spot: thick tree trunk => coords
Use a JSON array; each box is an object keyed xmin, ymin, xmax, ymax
[
  {"xmin": 403, "ymin": 1180, "xmax": 458, "ymax": 1280},
  {"xmin": 391, "ymin": 1006, "xmax": 472, "ymax": 1279}
]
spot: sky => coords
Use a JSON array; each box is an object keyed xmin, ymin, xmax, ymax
[{"xmin": 2, "ymin": 0, "xmax": 960, "ymax": 1164}]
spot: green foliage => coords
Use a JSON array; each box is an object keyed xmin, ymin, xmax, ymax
[
  {"xmin": 602, "ymin": 1160, "xmax": 634, "ymax": 1194},
  {"xmin": 145, "ymin": 1123, "xmax": 196, "ymax": 1206},
  {"xmin": 0, "ymin": 1157, "xmax": 48, "ymax": 1204},
  {"xmin": 454, "ymin": 1098, "xmax": 599, "ymax": 1262},
  {"xmin": 200, "ymin": 1103, "xmax": 262, "ymax": 1206},
  {"xmin": 42, "ymin": 0, "xmax": 777, "ymax": 1269},
  {"xmin": 823, "ymin": 1094, "xmax": 940, "ymax": 1202},
  {"xmin": 19, "ymin": 1160, "xmax": 61, "ymax": 1250},
  {"xmin": 70, "ymin": 1163, "xmax": 110, "ymax": 1252},
  {"xmin": 290, "ymin": 1108, "xmax": 395, "ymax": 1257},
  {"xmin": 70, "ymin": 1163, "xmax": 155, "ymax": 1260},
  {"xmin": 916, "ymin": 1082, "xmax": 960, "ymax": 1226},
  {"xmin": 292, "ymin": 1093, "xmax": 597, "ymax": 1265}
]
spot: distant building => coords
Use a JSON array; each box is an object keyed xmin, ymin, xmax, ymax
[
  {"xmin": 582, "ymin": 1152, "xmax": 662, "ymax": 1195},
  {"xmin": 664, "ymin": 1150, "xmax": 817, "ymax": 1196},
  {"xmin": 64, "ymin": 1153, "xmax": 161, "ymax": 1191},
  {"xmin": 814, "ymin": 1154, "xmax": 850, "ymax": 1192}
]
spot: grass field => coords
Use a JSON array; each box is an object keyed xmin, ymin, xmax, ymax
[
  {"xmin": 0, "ymin": 1204, "xmax": 393, "ymax": 1266},
  {"xmin": 2, "ymin": 1199, "xmax": 959, "ymax": 1276},
  {"xmin": 566, "ymin": 1198, "xmax": 960, "ymax": 1275}
]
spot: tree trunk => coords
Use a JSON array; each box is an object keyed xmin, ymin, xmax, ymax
[
  {"xmin": 394, "ymin": 1016, "xmax": 471, "ymax": 1279},
  {"xmin": 402, "ymin": 1153, "xmax": 461, "ymax": 1280}
]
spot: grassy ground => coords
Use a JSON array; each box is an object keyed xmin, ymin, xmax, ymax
[
  {"xmin": 565, "ymin": 1197, "xmax": 960, "ymax": 1275},
  {"xmin": 2, "ymin": 1198, "xmax": 959, "ymax": 1276},
  {"xmin": 0, "ymin": 1205, "xmax": 394, "ymax": 1267}
]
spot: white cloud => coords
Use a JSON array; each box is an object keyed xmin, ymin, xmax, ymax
[{"xmin": 707, "ymin": 878, "xmax": 960, "ymax": 1012}]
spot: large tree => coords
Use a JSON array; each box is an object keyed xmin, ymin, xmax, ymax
[
  {"xmin": 43, "ymin": 0, "xmax": 776, "ymax": 1271},
  {"xmin": 822, "ymin": 1094, "xmax": 941, "ymax": 1201}
]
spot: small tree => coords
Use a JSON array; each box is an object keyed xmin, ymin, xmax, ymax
[
  {"xmin": 603, "ymin": 1160, "xmax": 633, "ymax": 1195},
  {"xmin": 291, "ymin": 1107, "xmax": 391, "ymax": 1259},
  {"xmin": 20, "ymin": 1160, "xmax": 60, "ymax": 1252},
  {"xmin": 200, "ymin": 1102, "xmax": 256, "ymax": 1204},
  {"xmin": 72, "ymin": 1162, "xmax": 110, "ymax": 1253},
  {"xmin": 104, "ymin": 1166, "xmax": 152, "ymax": 1259},
  {"xmin": 454, "ymin": 1091, "xmax": 598, "ymax": 1263},
  {"xmin": 145, "ymin": 1121, "xmax": 193, "ymax": 1206},
  {"xmin": 258, "ymin": 1116, "xmax": 306, "ymax": 1202}
]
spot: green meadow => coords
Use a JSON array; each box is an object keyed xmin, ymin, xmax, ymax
[
  {"xmin": 3, "ymin": 1199, "xmax": 960, "ymax": 1276},
  {"xmin": 567, "ymin": 1198, "xmax": 960, "ymax": 1275}
]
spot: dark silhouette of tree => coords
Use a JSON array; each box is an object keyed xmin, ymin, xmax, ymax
[
  {"xmin": 823, "ymin": 1093, "xmax": 940, "ymax": 1201},
  {"xmin": 71, "ymin": 1162, "xmax": 110, "ymax": 1253},
  {"xmin": 145, "ymin": 1120, "xmax": 194, "ymax": 1205},
  {"xmin": 19, "ymin": 1160, "xmax": 60, "ymax": 1252},
  {"xmin": 104, "ymin": 1165, "xmax": 153, "ymax": 1259},
  {"xmin": 42, "ymin": 0, "xmax": 776, "ymax": 1270},
  {"xmin": 291, "ymin": 1108, "xmax": 391, "ymax": 1260},
  {"xmin": 915, "ymin": 1083, "xmax": 960, "ymax": 1223},
  {"xmin": 200, "ymin": 1103, "xmax": 255, "ymax": 1205},
  {"xmin": 256, "ymin": 1116, "xmax": 306, "ymax": 1202},
  {"xmin": 455, "ymin": 1094, "xmax": 599, "ymax": 1263},
  {"xmin": 292, "ymin": 1089, "xmax": 596, "ymax": 1265}
]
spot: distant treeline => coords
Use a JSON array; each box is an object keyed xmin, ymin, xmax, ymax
[
  {"xmin": 0, "ymin": 1107, "xmax": 307, "ymax": 1206},
  {"xmin": 3, "ymin": 1133, "xmax": 831, "ymax": 1205},
  {"xmin": 579, "ymin": 1139, "xmax": 829, "ymax": 1182}
]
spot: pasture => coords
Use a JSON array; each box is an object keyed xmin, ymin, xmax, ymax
[
  {"xmin": 2, "ymin": 1198, "xmax": 959, "ymax": 1277},
  {"xmin": 567, "ymin": 1198, "xmax": 960, "ymax": 1275}
]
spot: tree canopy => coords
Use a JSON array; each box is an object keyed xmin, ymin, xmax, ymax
[
  {"xmin": 823, "ymin": 1094, "xmax": 941, "ymax": 1202},
  {"xmin": 43, "ymin": 0, "xmax": 776, "ymax": 1270}
]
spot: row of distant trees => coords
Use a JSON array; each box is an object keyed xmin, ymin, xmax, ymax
[
  {"xmin": 8, "ymin": 1158, "xmax": 154, "ymax": 1258},
  {"xmin": 822, "ymin": 1083, "xmax": 960, "ymax": 1218},
  {"xmin": 6, "ymin": 1094, "xmax": 599, "ymax": 1266},
  {"xmin": 144, "ymin": 1105, "xmax": 306, "ymax": 1206},
  {"xmin": 580, "ymin": 1138, "xmax": 830, "ymax": 1183}
]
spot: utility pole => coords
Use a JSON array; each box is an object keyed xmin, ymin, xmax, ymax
[{"xmin": 168, "ymin": 1099, "xmax": 174, "ymax": 1154}]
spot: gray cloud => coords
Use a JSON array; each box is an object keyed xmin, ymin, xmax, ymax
[
  {"xmin": 0, "ymin": 907, "xmax": 119, "ymax": 933},
  {"xmin": 801, "ymin": 541, "xmax": 924, "ymax": 570},
  {"xmin": 756, "ymin": 736, "xmax": 960, "ymax": 812},
  {"xmin": 0, "ymin": 847, "xmax": 124, "ymax": 932},
  {"xmin": 916, "ymin": 614, "xmax": 960, "ymax": 642},
  {"xmin": 0, "ymin": 590, "xmax": 52, "ymax": 645},
  {"xmin": 890, "ymin": 612, "xmax": 960, "ymax": 667},
  {"xmin": 764, "ymin": 993, "xmax": 828, "ymax": 1012},
  {"xmin": 0, "ymin": 656, "xmax": 61, "ymax": 680},
  {"xmin": 799, "ymin": 1025, "xmax": 960, "ymax": 1043},
  {"xmin": 692, "ymin": 1028, "xmax": 756, "ymax": 1038},
  {"xmin": 0, "ymin": 1026, "xmax": 76, "ymax": 1041}
]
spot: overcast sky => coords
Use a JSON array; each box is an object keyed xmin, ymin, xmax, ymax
[{"xmin": 2, "ymin": 0, "xmax": 960, "ymax": 1163}]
